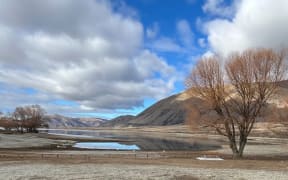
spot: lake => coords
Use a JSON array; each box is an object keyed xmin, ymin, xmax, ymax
[
  {"xmin": 73, "ymin": 142, "xmax": 140, "ymax": 150},
  {"xmin": 40, "ymin": 129, "xmax": 221, "ymax": 151}
]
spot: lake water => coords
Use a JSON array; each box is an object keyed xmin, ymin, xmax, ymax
[
  {"xmin": 40, "ymin": 129, "xmax": 221, "ymax": 151},
  {"xmin": 73, "ymin": 142, "xmax": 140, "ymax": 150}
]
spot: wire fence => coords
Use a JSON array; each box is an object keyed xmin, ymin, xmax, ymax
[{"xmin": 0, "ymin": 151, "xmax": 215, "ymax": 160}]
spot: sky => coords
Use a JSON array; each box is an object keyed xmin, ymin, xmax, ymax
[{"xmin": 0, "ymin": 0, "xmax": 288, "ymax": 119}]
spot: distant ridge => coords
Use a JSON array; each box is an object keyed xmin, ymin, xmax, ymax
[
  {"xmin": 101, "ymin": 93, "xmax": 203, "ymax": 127},
  {"xmin": 44, "ymin": 114, "xmax": 106, "ymax": 128}
]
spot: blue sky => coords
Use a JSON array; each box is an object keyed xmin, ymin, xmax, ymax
[{"xmin": 0, "ymin": 0, "xmax": 287, "ymax": 119}]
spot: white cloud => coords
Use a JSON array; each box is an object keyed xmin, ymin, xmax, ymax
[
  {"xmin": 0, "ymin": 0, "xmax": 176, "ymax": 112},
  {"xmin": 0, "ymin": 84, "xmax": 78, "ymax": 114},
  {"xmin": 198, "ymin": 38, "xmax": 206, "ymax": 48},
  {"xmin": 202, "ymin": 0, "xmax": 235, "ymax": 18},
  {"xmin": 146, "ymin": 22, "xmax": 159, "ymax": 39},
  {"xmin": 134, "ymin": 50, "xmax": 174, "ymax": 78},
  {"xmin": 204, "ymin": 0, "xmax": 288, "ymax": 56},
  {"xmin": 146, "ymin": 20, "xmax": 194, "ymax": 54},
  {"xmin": 151, "ymin": 37, "xmax": 183, "ymax": 53},
  {"xmin": 202, "ymin": 51, "xmax": 214, "ymax": 58},
  {"xmin": 176, "ymin": 19, "xmax": 193, "ymax": 47}
]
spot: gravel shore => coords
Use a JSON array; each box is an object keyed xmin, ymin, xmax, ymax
[{"xmin": 0, "ymin": 133, "xmax": 72, "ymax": 148}]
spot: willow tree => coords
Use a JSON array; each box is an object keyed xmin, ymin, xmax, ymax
[
  {"xmin": 13, "ymin": 105, "xmax": 45, "ymax": 133},
  {"xmin": 186, "ymin": 48, "xmax": 287, "ymax": 158}
]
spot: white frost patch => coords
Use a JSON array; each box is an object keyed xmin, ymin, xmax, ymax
[{"xmin": 196, "ymin": 156, "xmax": 224, "ymax": 161}]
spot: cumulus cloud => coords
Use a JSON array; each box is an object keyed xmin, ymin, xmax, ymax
[
  {"xmin": 0, "ymin": 0, "xmax": 175, "ymax": 112},
  {"xmin": 202, "ymin": 0, "xmax": 235, "ymax": 18},
  {"xmin": 204, "ymin": 0, "xmax": 288, "ymax": 56},
  {"xmin": 202, "ymin": 51, "xmax": 214, "ymax": 58},
  {"xmin": 0, "ymin": 84, "xmax": 77, "ymax": 114}
]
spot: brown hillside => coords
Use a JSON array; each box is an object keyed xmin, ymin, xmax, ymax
[{"xmin": 101, "ymin": 81, "xmax": 288, "ymax": 127}]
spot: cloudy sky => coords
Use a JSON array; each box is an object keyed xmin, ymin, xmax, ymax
[{"xmin": 0, "ymin": 0, "xmax": 287, "ymax": 118}]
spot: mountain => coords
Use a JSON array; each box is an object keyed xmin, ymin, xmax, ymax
[
  {"xmin": 101, "ymin": 80, "xmax": 288, "ymax": 127},
  {"xmin": 101, "ymin": 93, "xmax": 206, "ymax": 127},
  {"xmin": 101, "ymin": 115, "xmax": 135, "ymax": 127},
  {"xmin": 44, "ymin": 114, "xmax": 106, "ymax": 128}
]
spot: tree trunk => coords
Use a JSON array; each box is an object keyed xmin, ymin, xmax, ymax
[
  {"xmin": 229, "ymin": 138, "xmax": 241, "ymax": 159},
  {"xmin": 229, "ymin": 134, "xmax": 247, "ymax": 159},
  {"xmin": 238, "ymin": 134, "xmax": 247, "ymax": 158}
]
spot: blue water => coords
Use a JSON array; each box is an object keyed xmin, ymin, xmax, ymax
[{"xmin": 73, "ymin": 142, "xmax": 140, "ymax": 150}]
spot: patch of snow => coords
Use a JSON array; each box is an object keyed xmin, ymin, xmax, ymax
[{"xmin": 196, "ymin": 156, "xmax": 224, "ymax": 161}]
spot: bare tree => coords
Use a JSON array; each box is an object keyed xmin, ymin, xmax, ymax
[
  {"xmin": 24, "ymin": 105, "xmax": 45, "ymax": 133},
  {"xmin": 13, "ymin": 107, "xmax": 27, "ymax": 133},
  {"xmin": 13, "ymin": 105, "xmax": 45, "ymax": 133},
  {"xmin": 0, "ymin": 117, "xmax": 18, "ymax": 132},
  {"xmin": 186, "ymin": 48, "xmax": 287, "ymax": 158},
  {"xmin": 0, "ymin": 112, "xmax": 19, "ymax": 132}
]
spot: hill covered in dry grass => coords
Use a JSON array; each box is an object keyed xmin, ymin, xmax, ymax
[{"xmin": 101, "ymin": 80, "xmax": 288, "ymax": 127}]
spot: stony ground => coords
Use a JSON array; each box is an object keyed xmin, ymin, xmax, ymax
[
  {"xmin": 0, "ymin": 160, "xmax": 288, "ymax": 180},
  {"xmin": 0, "ymin": 133, "xmax": 72, "ymax": 148}
]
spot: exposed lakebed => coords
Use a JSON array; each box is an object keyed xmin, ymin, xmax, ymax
[{"xmin": 40, "ymin": 129, "xmax": 221, "ymax": 151}]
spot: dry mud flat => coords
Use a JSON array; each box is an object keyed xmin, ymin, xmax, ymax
[{"xmin": 0, "ymin": 160, "xmax": 288, "ymax": 180}]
